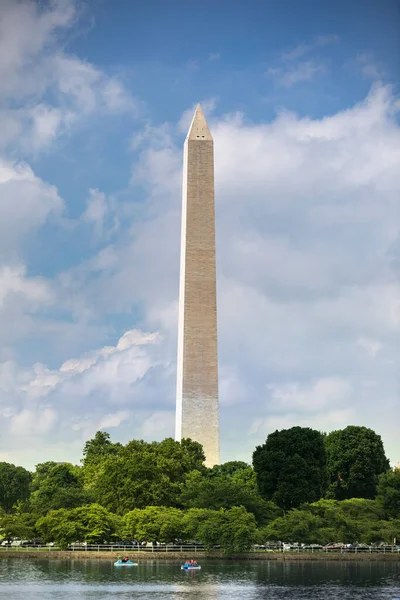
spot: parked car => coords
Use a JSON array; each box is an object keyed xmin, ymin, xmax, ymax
[
  {"xmin": 113, "ymin": 540, "xmax": 137, "ymax": 548},
  {"xmin": 21, "ymin": 539, "xmax": 45, "ymax": 547},
  {"xmin": 323, "ymin": 543, "xmax": 345, "ymax": 550},
  {"xmin": 69, "ymin": 542, "xmax": 88, "ymax": 548},
  {"xmin": 352, "ymin": 544, "xmax": 371, "ymax": 552}
]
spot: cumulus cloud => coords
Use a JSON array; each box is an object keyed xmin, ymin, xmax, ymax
[
  {"xmin": 267, "ymin": 34, "xmax": 339, "ymax": 87},
  {"xmin": 0, "ymin": 4, "xmax": 399, "ymax": 469},
  {"xmin": 0, "ymin": 159, "xmax": 63, "ymax": 259},
  {"xmin": 82, "ymin": 188, "xmax": 119, "ymax": 239},
  {"xmin": 267, "ymin": 378, "xmax": 353, "ymax": 412},
  {"xmin": 0, "ymin": 158, "xmax": 66, "ymax": 353},
  {"xmin": 61, "ymin": 83, "xmax": 400, "ymax": 465},
  {"xmin": 267, "ymin": 62, "xmax": 324, "ymax": 88},
  {"xmin": 0, "ymin": 0, "xmax": 136, "ymax": 153},
  {"xmin": 0, "ymin": 1, "xmax": 138, "ymax": 369},
  {"xmin": 0, "ymin": 329, "xmax": 168, "ymax": 468}
]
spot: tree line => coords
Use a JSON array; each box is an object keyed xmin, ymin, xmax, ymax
[{"xmin": 0, "ymin": 425, "xmax": 399, "ymax": 552}]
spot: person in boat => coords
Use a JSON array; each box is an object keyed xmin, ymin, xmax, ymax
[{"xmin": 121, "ymin": 556, "xmax": 130, "ymax": 563}]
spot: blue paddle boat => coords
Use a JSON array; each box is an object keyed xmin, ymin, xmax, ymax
[
  {"xmin": 181, "ymin": 562, "xmax": 201, "ymax": 570},
  {"xmin": 114, "ymin": 559, "xmax": 137, "ymax": 567}
]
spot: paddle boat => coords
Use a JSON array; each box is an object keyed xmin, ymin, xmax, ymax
[
  {"xmin": 114, "ymin": 559, "xmax": 138, "ymax": 567},
  {"xmin": 181, "ymin": 561, "xmax": 201, "ymax": 570}
]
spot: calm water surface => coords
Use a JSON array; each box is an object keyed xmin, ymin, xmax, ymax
[{"xmin": 0, "ymin": 558, "xmax": 399, "ymax": 599}]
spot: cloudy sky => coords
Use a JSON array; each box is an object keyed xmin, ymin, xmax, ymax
[{"xmin": 0, "ymin": 0, "xmax": 399, "ymax": 470}]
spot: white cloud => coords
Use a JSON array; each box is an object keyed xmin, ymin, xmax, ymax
[
  {"xmin": 0, "ymin": 265, "xmax": 54, "ymax": 310},
  {"xmin": 24, "ymin": 328, "xmax": 160, "ymax": 395},
  {"xmin": 0, "ymin": 0, "xmax": 136, "ymax": 154},
  {"xmin": 0, "ymin": 1, "xmax": 138, "ymax": 369},
  {"xmin": 141, "ymin": 411, "xmax": 175, "ymax": 438},
  {"xmin": 281, "ymin": 34, "xmax": 339, "ymax": 62},
  {"xmin": 0, "ymin": 158, "xmax": 65, "ymax": 350},
  {"xmin": 0, "ymin": 17, "xmax": 399, "ymax": 472},
  {"xmin": 267, "ymin": 377, "xmax": 352, "ymax": 412},
  {"xmin": 268, "ymin": 34, "xmax": 339, "ymax": 87},
  {"xmin": 357, "ymin": 53, "xmax": 386, "ymax": 81},
  {"xmin": 267, "ymin": 61, "xmax": 324, "ymax": 87},
  {"xmin": 357, "ymin": 337, "xmax": 382, "ymax": 358},
  {"xmin": 250, "ymin": 408, "xmax": 355, "ymax": 438},
  {"xmin": 0, "ymin": 0, "xmax": 76, "ymax": 100},
  {"xmin": 0, "ymin": 159, "xmax": 64, "ymax": 258},
  {"xmin": 0, "ymin": 328, "xmax": 169, "ymax": 466},
  {"xmin": 82, "ymin": 188, "xmax": 119, "ymax": 238},
  {"xmin": 98, "ymin": 411, "xmax": 131, "ymax": 430},
  {"xmin": 65, "ymin": 84, "xmax": 399, "ymax": 465},
  {"xmin": 9, "ymin": 407, "xmax": 57, "ymax": 436},
  {"xmin": 52, "ymin": 54, "xmax": 136, "ymax": 116}
]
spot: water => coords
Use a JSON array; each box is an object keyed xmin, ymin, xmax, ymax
[{"xmin": 0, "ymin": 558, "xmax": 399, "ymax": 599}]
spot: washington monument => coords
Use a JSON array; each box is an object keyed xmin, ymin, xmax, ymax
[{"xmin": 175, "ymin": 104, "xmax": 220, "ymax": 467}]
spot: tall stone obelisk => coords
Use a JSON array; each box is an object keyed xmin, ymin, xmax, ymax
[{"xmin": 175, "ymin": 104, "xmax": 220, "ymax": 467}]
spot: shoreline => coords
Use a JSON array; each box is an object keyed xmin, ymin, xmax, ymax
[{"xmin": 1, "ymin": 551, "xmax": 399, "ymax": 562}]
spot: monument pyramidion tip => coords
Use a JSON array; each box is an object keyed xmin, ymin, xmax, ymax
[{"xmin": 187, "ymin": 104, "xmax": 213, "ymax": 141}]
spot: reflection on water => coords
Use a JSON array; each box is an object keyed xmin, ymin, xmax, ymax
[{"xmin": 0, "ymin": 558, "xmax": 399, "ymax": 599}]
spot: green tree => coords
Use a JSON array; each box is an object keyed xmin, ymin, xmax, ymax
[
  {"xmin": 308, "ymin": 497, "xmax": 385, "ymax": 544},
  {"xmin": 36, "ymin": 503, "xmax": 121, "ymax": 549},
  {"xmin": 209, "ymin": 461, "xmax": 252, "ymax": 478},
  {"xmin": 195, "ymin": 507, "xmax": 257, "ymax": 553},
  {"xmin": 123, "ymin": 507, "xmax": 184, "ymax": 543},
  {"xmin": 0, "ymin": 462, "xmax": 32, "ymax": 513},
  {"xmin": 182, "ymin": 508, "xmax": 215, "ymax": 542},
  {"xmin": 0, "ymin": 510, "xmax": 35, "ymax": 542},
  {"xmin": 31, "ymin": 462, "xmax": 59, "ymax": 490},
  {"xmin": 30, "ymin": 463, "xmax": 92, "ymax": 516},
  {"xmin": 36, "ymin": 509, "xmax": 77, "ymax": 548},
  {"xmin": 262, "ymin": 509, "xmax": 328, "ymax": 544},
  {"xmin": 325, "ymin": 426, "xmax": 390, "ymax": 500},
  {"xmin": 81, "ymin": 431, "xmax": 123, "ymax": 488},
  {"xmin": 253, "ymin": 427, "xmax": 327, "ymax": 511},
  {"xmin": 91, "ymin": 437, "xmax": 205, "ymax": 513},
  {"xmin": 208, "ymin": 461, "xmax": 258, "ymax": 490},
  {"xmin": 180, "ymin": 470, "xmax": 278, "ymax": 525},
  {"xmin": 377, "ymin": 466, "xmax": 400, "ymax": 518}
]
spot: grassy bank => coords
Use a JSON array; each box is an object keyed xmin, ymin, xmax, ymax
[{"xmin": 0, "ymin": 550, "xmax": 399, "ymax": 561}]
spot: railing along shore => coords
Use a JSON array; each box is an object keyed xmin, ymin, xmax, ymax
[{"xmin": 1, "ymin": 544, "xmax": 399, "ymax": 554}]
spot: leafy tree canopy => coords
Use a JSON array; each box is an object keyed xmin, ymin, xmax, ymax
[
  {"xmin": 325, "ymin": 426, "xmax": 390, "ymax": 500},
  {"xmin": 36, "ymin": 503, "xmax": 121, "ymax": 549},
  {"xmin": 180, "ymin": 470, "xmax": 280, "ymax": 525},
  {"xmin": 377, "ymin": 466, "xmax": 400, "ymax": 518},
  {"xmin": 81, "ymin": 431, "xmax": 123, "ymax": 488},
  {"xmin": 192, "ymin": 506, "xmax": 257, "ymax": 553},
  {"xmin": 30, "ymin": 462, "xmax": 92, "ymax": 516},
  {"xmin": 253, "ymin": 427, "xmax": 327, "ymax": 510},
  {"xmin": 89, "ymin": 437, "xmax": 206, "ymax": 513},
  {"xmin": 0, "ymin": 510, "xmax": 35, "ymax": 542},
  {"xmin": 0, "ymin": 462, "xmax": 32, "ymax": 513},
  {"xmin": 123, "ymin": 506, "xmax": 183, "ymax": 544}
]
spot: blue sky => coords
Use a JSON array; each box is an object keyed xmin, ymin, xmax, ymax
[{"xmin": 0, "ymin": 0, "xmax": 399, "ymax": 470}]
